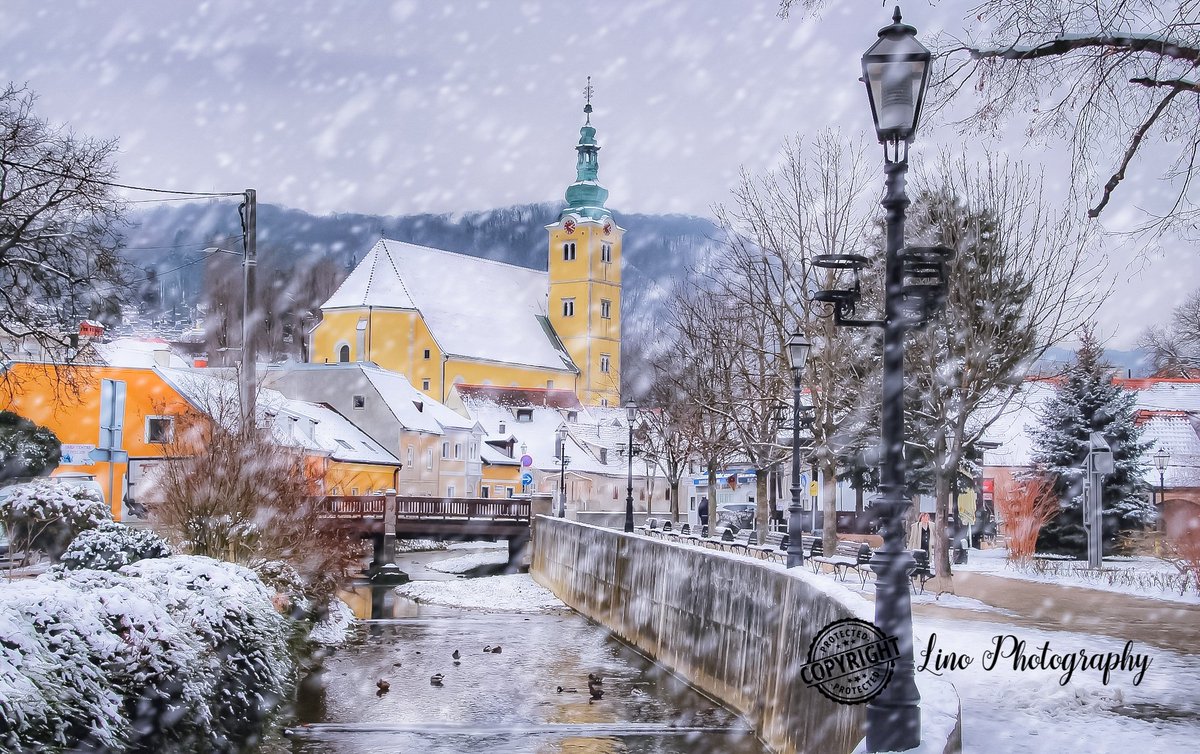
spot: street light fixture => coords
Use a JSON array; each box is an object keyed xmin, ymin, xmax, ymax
[
  {"xmin": 556, "ymin": 427, "xmax": 570, "ymax": 518},
  {"xmin": 785, "ymin": 332, "xmax": 811, "ymax": 569},
  {"xmin": 1153, "ymin": 447, "xmax": 1170, "ymax": 515},
  {"xmin": 810, "ymin": 8, "xmax": 937, "ymax": 752},
  {"xmin": 624, "ymin": 400, "xmax": 638, "ymax": 533}
]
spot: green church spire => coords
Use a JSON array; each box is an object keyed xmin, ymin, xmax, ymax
[{"xmin": 561, "ymin": 76, "xmax": 611, "ymax": 221}]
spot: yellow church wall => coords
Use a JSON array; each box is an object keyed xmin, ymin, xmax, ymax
[
  {"xmin": 442, "ymin": 358, "xmax": 577, "ymax": 398},
  {"xmin": 310, "ymin": 309, "xmax": 443, "ymax": 389}
]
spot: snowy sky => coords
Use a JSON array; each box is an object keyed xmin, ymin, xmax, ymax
[{"xmin": 0, "ymin": 0, "xmax": 1192, "ymax": 348}]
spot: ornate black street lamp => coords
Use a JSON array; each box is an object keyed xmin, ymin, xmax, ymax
[
  {"xmin": 1153, "ymin": 447, "xmax": 1170, "ymax": 514},
  {"xmin": 811, "ymin": 7, "xmax": 938, "ymax": 751},
  {"xmin": 786, "ymin": 332, "xmax": 812, "ymax": 568},
  {"xmin": 623, "ymin": 400, "xmax": 638, "ymax": 533},
  {"xmin": 556, "ymin": 426, "xmax": 570, "ymax": 518}
]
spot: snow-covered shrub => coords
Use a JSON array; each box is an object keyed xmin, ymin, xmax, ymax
[
  {"xmin": 0, "ymin": 479, "xmax": 110, "ymax": 562},
  {"xmin": 122, "ymin": 556, "xmax": 293, "ymax": 747},
  {"xmin": 0, "ymin": 554, "xmax": 294, "ymax": 752},
  {"xmin": 60, "ymin": 521, "xmax": 172, "ymax": 571},
  {"xmin": 308, "ymin": 597, "xmax": 356, "ymax": 645},
  {"xmin": 0, "ymin": 580, "xmax": 127, "ymax": 751}
]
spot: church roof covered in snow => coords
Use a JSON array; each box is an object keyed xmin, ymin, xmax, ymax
[{"xmin": 320, "ymin": 239, "xmax": 578, "ymax": 373}]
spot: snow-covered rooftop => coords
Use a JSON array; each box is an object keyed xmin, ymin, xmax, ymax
[
  {"xmin": 320, "ymin": 238, "xmax": 577, "ymax": 373},
  {"xmin": 358, "ymin": 365, "xmax": 477, "ymax": 435},
  {"xmin": 95, "ymin": 337, "xmax": 190, "ymax": 369},
  {"xmin": 276, "ymin": 400, "xmax": 400, "ymax": 466}
]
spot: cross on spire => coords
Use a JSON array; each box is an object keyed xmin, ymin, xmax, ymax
[{"xmin": 583, "ymin": 76, "xmax": 594, "ymax": 124}]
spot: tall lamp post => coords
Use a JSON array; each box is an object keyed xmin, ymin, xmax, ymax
[
  {"xmin": 1153, "ymin": 447, "xmax": 1170, "ymax": 521},
  {"xmin": 624, "ymin": 400, "xmax": 638, "ymax": 533},
  {"xmin": 808, "ymin": 8, "xmax": 938, "ymax": 751},
  {"xmin": 863, "ymin": 10, "xmax": 933, "ymax": 750},
  {"xmin": 556, "ymin": 427, "xmax": 570, "ymax": 518},
  {"xmin": 785, "ymin": 332, "xmax": 812, "ymax": 568}
]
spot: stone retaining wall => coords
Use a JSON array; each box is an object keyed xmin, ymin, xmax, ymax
[{"xmin": 531, "ymin": 516, "xmax": 869, "ymax": 754}]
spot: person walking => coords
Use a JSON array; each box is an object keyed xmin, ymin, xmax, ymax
[{"xmin": 698, "ymin": 498, "xmax": 709, "ymax": 528}]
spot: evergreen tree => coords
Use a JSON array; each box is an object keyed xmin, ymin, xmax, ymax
[
  {"xmin": 0, "ymin": 411, "xmax": 61, "ymax": 482},
  {"xmin": 1030, "ymin": 325, "xmax": 1152, "ymax": 556}
]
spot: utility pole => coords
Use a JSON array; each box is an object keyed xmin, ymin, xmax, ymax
[{"xmin": 240, "ymin": 189, "xmax": 257, "ymax": 427}]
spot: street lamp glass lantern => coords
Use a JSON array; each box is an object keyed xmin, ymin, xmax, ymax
[
  {"xmin": 1154, "ymin": 447, "xmax": 1171, "ymax": 471},
  {"xmin": 625, "ymin": 400, "xmax": 638, "ymax": 422},
  {"xmin": 861, "ymin": 6, "xmax": 932, "ymax": 145},
  {"xmin": 787, "ymin": 331, "xmax": 811, "ymax": 374}
]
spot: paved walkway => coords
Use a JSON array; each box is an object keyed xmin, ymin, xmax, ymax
[{"xmin": 910, "ymin": 572, "xmax": 1200, "ymax": 652}]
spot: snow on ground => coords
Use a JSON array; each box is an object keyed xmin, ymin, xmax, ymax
[
  {"xmin": 427, "ymin": 549, "xmax": 509, "ymax": 574},
  {"xmin": 956, "ymin": 546, "xmax": 1200, "ymax": 605},
  {"xmin": 395, "ymin": 573, "xmax": 566, "ymax": 613},
  {"xmin": 309, "ymin": 597, "xmax": 356, "ymax": 645},
  {"xmin": 911, "ymin": 612, "xmax": 1200, "ymax": 753}
]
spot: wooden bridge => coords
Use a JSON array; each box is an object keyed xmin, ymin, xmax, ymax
[{"xmin": 319, "ymin": 493, "xmax": 535, "ymax": 574}]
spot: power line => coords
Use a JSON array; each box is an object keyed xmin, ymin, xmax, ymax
[
  {"xmin": 127, "ymin": 250, "xmax": 223, "ymax": 284},
  {"xmin": 0, "ymin": 157, "xmax": 243, "ymax": 198},
  {"xmin": 121, "ymin": 234, "xmax": 241, "ymax": 252}
]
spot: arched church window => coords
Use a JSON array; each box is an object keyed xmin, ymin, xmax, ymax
[{"xmin": 338, "ymin": 344, "xmax": 350, "ymax": 363}]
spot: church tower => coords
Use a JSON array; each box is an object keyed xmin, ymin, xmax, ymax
[{"xmin": 547, "ymin": 81, "xmax": 623, "ymax": 408}]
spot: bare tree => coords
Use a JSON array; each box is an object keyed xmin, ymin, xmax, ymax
[
  {"xmin": 905, "ymin": 154, "xmax": 1105, "ymax": 582},
  {"xmin": 932, "ymin": 0, "xmax": 1200, "ymax": 236},
  {"xmin": 147, "ymin": 382, "xmax": 365, "ymax": 599},
  {"xmin": 1138, "ymin": 289, "xmax": 1200, "ymax": 375},
  {"xmin": 0, "ymin": 84, "xmax": 130, "ymax": 364},
  {"xmin": 704, "ymin": 133, "xmax": 880, "ymax": 554}
]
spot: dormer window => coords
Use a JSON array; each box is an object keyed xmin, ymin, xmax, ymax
[
  {"xmin": 516, "ymin": 408, "xmax": 534, "ymax": 423},
  {"xmin": 353, "ymin": 395, "xmax": 365, "ymax": 409},
  {"xmin": 566, "ymin": 411, "xmax": 578, "ymax": 423}
]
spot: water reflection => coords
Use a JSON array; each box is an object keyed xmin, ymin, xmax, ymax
[{"xmin": 287, "ymin": 598, "xmax": 767, "ymax": 754}]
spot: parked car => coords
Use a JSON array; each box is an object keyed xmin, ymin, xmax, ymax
[{"xmin": 715, "ymin": 503, "xmax": 756, "ymax": 530}]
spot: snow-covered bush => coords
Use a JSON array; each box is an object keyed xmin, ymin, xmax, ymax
[
  {"xmin": 59, "ymin": 522, "xmax": 172, "ymax": 571},
  {"xmin": 308, "ymin": 597, "xmax": 356, "ymax": 645},
  {"xmin": 0, "ymin": 479, "xmax": 110, "ymax": 562},
  {"xmin": 0, "ymin": 555, "xmax": 294, "ymax": 752}
]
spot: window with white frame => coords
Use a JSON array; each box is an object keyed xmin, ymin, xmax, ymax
[
  {"xmin": 447, "ymin": 485, "xmax": 456, "ymax": 497},
  {"xmin": 561, "ymin": 298, "xmax": 575, "ymax": 317},
  {"xmin": 442, "ymin": 441, "xmax": 450, "ymax": 459},
  {"xmin": 423, "ymin": 348, "xmax": 431, "ymax": 359},
  {"xmin": 601, "ymin": 241, "xmax": 612, "ymax": 262},
  {"xmin": 426, "ymin": 450, "xmax": 434, "ymax": 470},
  {"xmin": 599, "ymin": 353, "xmax": 611, "ymax": 373},
  {"xmin": 145, "ymin": 416, "xmax": 174, "ymax": 444},
  {"xmin": 516, "ymin": 408, "xmax": 533, "ymax": 423},
  {"xmin": 422, "ymin": 378, "xmax": 431, "ymax": 391},
  {"xmin": 562, "ymin": 241, "xmax": 576, "ymax": 261},
  {"xmin": 601, "ymin": 299, "xmax": 611, "ymax": 319},
  {"xmin": 407, "ymin": 447, "xmax": 415, "ymax": 466},
  {"xmin": 454, "ymin": 443, "xmax": 462, "ymax": 459}
]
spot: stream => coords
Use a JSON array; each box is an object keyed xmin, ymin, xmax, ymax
[{"xmin": 279, "ymin": 546, "xmax": 771, "ymax": 754}]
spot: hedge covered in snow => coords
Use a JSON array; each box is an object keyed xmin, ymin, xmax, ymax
[
  {"xmin": 0, "ymin": 479, "xmax": 110, "ymax": 561},
  {"xmin": 59, "ymin": 521, "xmax": 173, "ymax": 572},
  {"xmin": 0, "ymin": 555, "xmax": 294, "ymax": 752}
]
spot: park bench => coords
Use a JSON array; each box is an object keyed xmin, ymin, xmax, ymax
[
  {"xmin": 812, "ymin": 540, "xmax": 873, "ymax": 584},
  {"xmin": 703, "ymin": 526, "xmax": 737, "ymax": 549},
  {"xmin": 665, "ymin": 522, "xmax": 689, "ymax": 540},
  {"xmin": 721, "ymin": 529, "xmax": 758, "ymax": 555},
  {"xmin": 655, "ymin": 520, "xmax": 674, "ymax": 538},
  {"xmin": 908, "ymin": 549, "xmax": 933, "ymax": 593},
  {"xmin": 634, "ymin": 517, "xmax": 660, "ymax": 536},
  {"xmin": 755, "ymin": 531, "xmax": 789, "ymax": 562},
  {"xmin": 801, "ymin": 535, "xmax": 823, "ymax": 562},
  {"xmin": 682, "ymin": 524, "xmax": 707, "ymax": 545}
]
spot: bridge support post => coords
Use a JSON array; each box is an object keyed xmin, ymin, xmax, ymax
[
  {"xmin": 370, "ymin": 489, "xmax": 407, "ymax": 584},
  {"xmin": 507, "ymin": 531, "xmax": 530, "ymax": 572}
]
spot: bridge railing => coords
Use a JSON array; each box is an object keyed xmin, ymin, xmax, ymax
[
  {"xmin": 394, "ymin": 496, "xmax": 530, "ymax": 520},
  {"xmin": 320, "ymin": 495, "xmax": 387, "ymax": 518}
]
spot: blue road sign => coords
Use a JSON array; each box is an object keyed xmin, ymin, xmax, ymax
[{"xmin": 520, "ymin": 471, "xmax": 534, "ymax": 486}]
